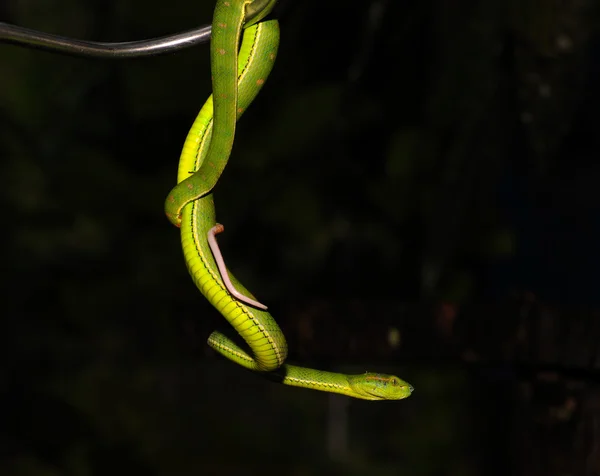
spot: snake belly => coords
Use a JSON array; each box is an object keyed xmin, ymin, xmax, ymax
[{"xmin": 173, "ymin": 0, "xmax": 414, "ymax": 400}]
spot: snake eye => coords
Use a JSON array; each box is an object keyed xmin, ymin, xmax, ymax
[{"xmin": 390, "ymin": 378, "xmax": 398, "ymax": 386}]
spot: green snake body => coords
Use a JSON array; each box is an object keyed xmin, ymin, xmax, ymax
[
  {"xmin": 170, "ymin": 0, "xmax": 413, "ymax": 400},
  {"xmin": 165, "ymin": 0, "xmax": 279, "ymax": 226}
]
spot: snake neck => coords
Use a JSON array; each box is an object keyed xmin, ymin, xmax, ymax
[
  {"xmin": 275, "ymin": 365, "xmax": 368, "ymax": 400},
  {"xmin": 272, "ymin": 366, "xmax": 413, "ymax": 401}
]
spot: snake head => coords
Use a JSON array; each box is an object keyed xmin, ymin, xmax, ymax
[{"xmin": 348, "ymin": 373, "xmax": 414, "ymax": 401}]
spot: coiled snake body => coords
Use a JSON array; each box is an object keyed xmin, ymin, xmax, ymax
[{"xmin": 164, "ymin": 0, "xmax": 413, "ymax": 401}]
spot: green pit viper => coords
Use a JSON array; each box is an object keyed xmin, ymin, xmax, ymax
[{"xmin": 164, "ymin": 0, "xmax": 413, "ymax": 401}]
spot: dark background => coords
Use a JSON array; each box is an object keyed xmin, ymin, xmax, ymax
[{"xmin": 2, "ymin": 0, "xmax": 600, "ymax": 474}]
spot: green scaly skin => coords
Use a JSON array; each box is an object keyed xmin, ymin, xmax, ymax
[
  {"xmin": 209, "ymin": 333, "xmax": 414, "ymax": 401},
  {"xmin": 179, "ymin": 18, "xmax": 286, "ymax": 372},
  {"xmin": 164, "ymin": 0, "xmax": 279, "ymax": 227},
  {"xmin": 172, "ymin": 0, "xmax": 414, "ymax": 400}
]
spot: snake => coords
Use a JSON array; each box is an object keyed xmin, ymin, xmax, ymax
[
  {"xmin": 164, "ymin": 0, "xmax": 280, "ymax": 226},
  {"xmin": 168, "ymin": 0, "xmax": 414, "ymax": 400}
]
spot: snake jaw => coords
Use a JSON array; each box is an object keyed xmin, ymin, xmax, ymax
[{"xmin": 348, "ymin": 373, "xmax": 414, "ymax": 401}]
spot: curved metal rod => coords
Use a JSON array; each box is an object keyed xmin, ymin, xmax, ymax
[
  {"xmin": 0, "ymin": 6, "xmax": 272, "ymax": 59},
  {"xmin": 0, "ymin": 22, "xmax": 212, "ymax": 58}
]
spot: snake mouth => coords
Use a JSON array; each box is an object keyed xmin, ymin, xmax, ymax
[{"xmin": 398, "ymin": 384, "xmax": 414, "ymax": 399}]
